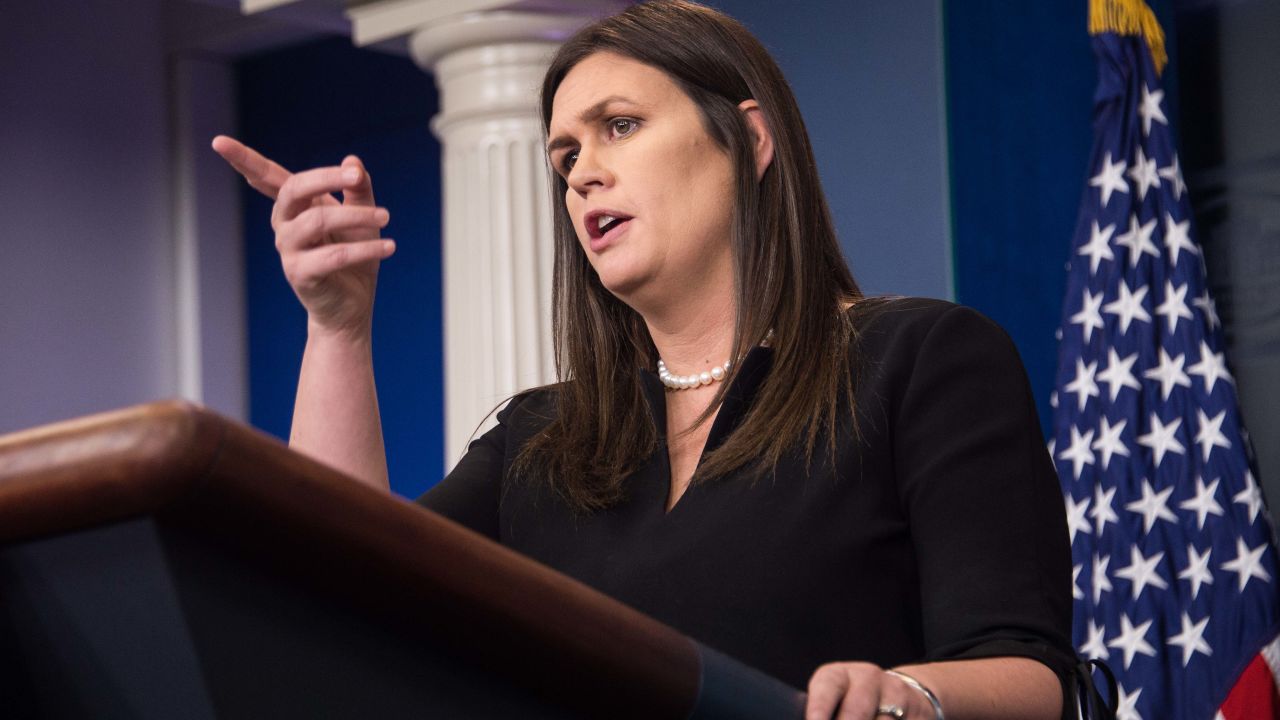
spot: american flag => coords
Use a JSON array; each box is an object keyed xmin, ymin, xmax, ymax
[{"xmin": 1051, "ymin": 2, "xmax": 1280, "ymax": 718}]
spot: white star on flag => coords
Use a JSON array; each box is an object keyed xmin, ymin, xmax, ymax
[
  {"xmin": 1137, "ymin": 413, "xmax": 1185, "ymax": 467},
  {"xmin": 1114, "ymin": 213, "xmax": 1160, "ymax": 267},
  {"xmin": 1154, "ymin": 280, "xmax": 1193, "ymax": 333},
  {"xmin": 1127, "ymin": 146, "xmax": 1161, "ymax": 201},
  {"xmin": 1058, "ymin": 425, "xmax": 1096, "ymax": 480},
  {"xmin": 1159, "ymin": 155, "xmax": 1187, "ymax": 201},
  {"xmin": 1194, "ymin": 409, "xmax": 1232, "ymax": 461},
  {"xmin": 1103, "ymin": 280, "xmax": 1152, "ymax": 334},
  {"xmin": 1167, "ymin": 612, "xmax": 1213, "ymax": 667},
  {"xmin": 1093, "ymin": 553, "xmax": 1113, "ymax": 604},
  {"xmin": 1142, "ymin": 348, "xmax": 1192, "ymax": 401},
  {"xmin": 1092, "ymin": 484, "xmax": 1120, "ymax": 536},
  {"xmin": 1178, "ymin": 477, "xmax": 1224, "ymax": 531},
  {"xmin": 1073, "ymin": 564, "xmax": 1085, "ymax": 600},
  {"xmin": 1064, "ymin": 359, "xmax": 1100, "ymax": 412},
  {"xmin": 1089, "ymin": 151, "xmax": 1129, "ymax": 207},
  {"xmin": 1192, "ymin": 290, "xmax": 1220, "ymax": 331},
  {"xmin": 1115, "ymin": 684, "xmax": 1143, "ymax": 720},
  {"xmin": 1163, "ymin": 214, "xmax": 1196, "ymax": 266},
  {"xmin": 1232, "ymin": 471, "xmax": 1265, "ymax": 525},
  {"xmin": 1115, "ymin": 544, "xmax": 1169, "ymax": 599},
  {"xmin": 1187, "ymin": 340, "xmax": 1232, "ymax": 395},
  {"xmin": 1080, "ymin": 618, "xmax": 1109, "ymax": 661},
  {"xmin": 1097, "ymin": 349, "xmax": 1141, "ymax": 401},
  {"xmin": 1070, "ymin": 288, "xmax": 1106, "ymax": 343},
  {"xmin": 1092, "ymin": 416, "xmax": 1130, "ymax": 471},
  {"xmin": 1066, "ymin": 493, "xmax": 1092, "ymax": 545},
  {"xmin": 1221, "ymin": 537, "xmax": 1272, "ymax": 592},
  {"xmin": 1139, "ymin": 84, "xmax": 1168, "ymax": 136},
  {"xmin": 1108, "ymin": 614, "xmax": 1157, "ymax": 669},
  {"xmin": 1177, "ymin": 543, "xmax": 1214, "ymax": 601},
  {"xmin": 1078, "ymin": 221, "xmax": 1116, "ymax": 275},
  {"xmin": 1124, "ymin": 479, "xmax": 1177, "ymax": 534}
]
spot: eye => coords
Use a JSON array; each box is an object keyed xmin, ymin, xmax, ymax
[
  {"xmin": 560, "ymin": 149, "xmax": 579, "ymax": 175},
  {"xmin": 609, "ymin": 117, "xmax": 638, "ymax": 138},
  {"xmin": 555, "ymin": 118, "xmax": 638, "ymax": 176}
]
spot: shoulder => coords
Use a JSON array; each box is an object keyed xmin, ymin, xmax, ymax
[
  {"xmin": 849, "ymin": 296, "xmax": 1018, "ymax": 365},
  {"xmin": 498, "ymin": 385, "xmax": 558, "ymax": 424},
  {"xmin": 492, "ymin": 385, "xmax": 560, "ymax": 446},
  {"xmin": 845, "ymin": 296, "xmax": 1036, "ymax": 426}
]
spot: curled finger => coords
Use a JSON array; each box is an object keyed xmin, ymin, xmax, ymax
[
  {"xmin": 857, "ymin": 671, "xmax": 919, "ymax": 720},
  {"xmin": 834, "ymin": 678, "xmax": 878, "ymax": 720},
  {"xmin": 275, "ymin": 166, "xmax": 356, "ymax": 224},
  {"xmin": 865, "ymin": 689, "xmax": 913, "ymax": 720},
  {"xmin": 340, "ymin": 155, "xmax": 377, "ymax": 207},
  {"xmin": 806, "ymin": 664, "xmax": 851, "ymax": 720},
  {"xmin": 277, "ymin": 205, "xmax": 390, "ymax": 252},
  {"xmin": 285, "ymin": 240, "xmax": 396, "ymax": 288}
]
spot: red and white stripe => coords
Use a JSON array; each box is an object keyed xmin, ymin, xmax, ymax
[{"xmin": 1217, "ymin": 633, "xmax": 1280, "ymax": 720}]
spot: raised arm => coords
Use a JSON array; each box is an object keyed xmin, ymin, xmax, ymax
[{"xmin": 212, "ymin": 136, "xmax": 394, "ymax": 491}]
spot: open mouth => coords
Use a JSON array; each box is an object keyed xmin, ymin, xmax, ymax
[{"xmin": 588, "ymin": 212, "xmax": 634, "ymax": 240}]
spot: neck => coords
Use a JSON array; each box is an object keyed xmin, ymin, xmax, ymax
[{"xmin": 639, "ymin": 288, "xmax": 737, "ymax": 376}]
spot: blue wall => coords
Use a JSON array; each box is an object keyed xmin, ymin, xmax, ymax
[
  {"xmin": 943, "ymin": 2, "xmax": 1094, "ymax": 434},
  {"xmin": 237, "ymin": 38, "xmax": 443, "ymax": 499},
  {"xmin": 717, "ymin": 0, "xmax": 953, "ymax": 299},
  {"xmin": 943, "ymin": 0, "xmax": 1179, "ymax": 434}
]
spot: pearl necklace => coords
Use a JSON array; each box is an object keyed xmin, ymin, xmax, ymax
[
  {"xmin": 657, "ymin": 358, "xmax": 731, "ymax": 391},
  {"xmin": 656, "ymin": 331, "xmax": 771, "ymax": 391}
]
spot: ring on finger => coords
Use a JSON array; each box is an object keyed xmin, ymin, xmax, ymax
[{"xmin": 876, "ymin": 706, "xmax": 906, "ymax": 719}]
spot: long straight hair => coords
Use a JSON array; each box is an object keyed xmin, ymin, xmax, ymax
[{"xmin": 516, "ymin": 0, "xmax": 862, "ymax": 512}]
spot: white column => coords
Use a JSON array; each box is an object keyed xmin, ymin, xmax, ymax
[
  {"xmin": 409, "ymin": 10, "xmax": 600, "ymax": 468},
  {"xmin": 169, "ymin": 54, "xmax": 248, "ymax": 422}
]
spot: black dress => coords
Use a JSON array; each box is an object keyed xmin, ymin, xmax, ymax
[{"xmin": 418, "ymin": 297, "xmax": 1077, "ymax": 703}]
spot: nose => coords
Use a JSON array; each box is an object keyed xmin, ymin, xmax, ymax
[{"xmin": 566, "ymin": 146, "xmax": 613, "ymax": 197}]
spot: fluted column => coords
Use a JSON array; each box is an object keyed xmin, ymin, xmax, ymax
[{"xmin": 410, "ymin": 10, "xmax": 601, "ymax": 468}]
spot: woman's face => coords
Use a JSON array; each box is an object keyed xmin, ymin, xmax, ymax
[{"xmin": 547, "ymin": 52, "xmax": 737, "ymax": 308}]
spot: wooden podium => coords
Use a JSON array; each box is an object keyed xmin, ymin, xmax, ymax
[{"xmin": 0, "ymin": 402, "xmax": 805, "ymax": 719}]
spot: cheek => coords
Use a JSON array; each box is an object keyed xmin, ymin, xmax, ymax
[
  {"xmin": 662, "ymin": 153, "xmax": 735, "ymax": 241},
  {"xmin": 564, "ymin": 191, "xmax": 588, "ymax": 245}
]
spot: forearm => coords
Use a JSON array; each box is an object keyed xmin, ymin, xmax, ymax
[
  {"xmin": 892, "ymin": 657, "xmax": 1061, "ymax": 720},
  {"xmin": 289, "ymin": 322, "xmax": 389, "ymax": 491}
]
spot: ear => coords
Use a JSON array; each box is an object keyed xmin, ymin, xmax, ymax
[{"xmin": 738, "ymin": 99, "xmax": 774, "ymax": 180}]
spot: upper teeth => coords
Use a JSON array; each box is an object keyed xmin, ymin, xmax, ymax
[{"xmin": 598, "ymin": 215, "xmax": 619, "ymax": 232}]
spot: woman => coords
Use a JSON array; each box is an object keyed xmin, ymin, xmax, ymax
[{"xmin": 213, "ymin": 2, "xmax": 1079, "ymax": 718}]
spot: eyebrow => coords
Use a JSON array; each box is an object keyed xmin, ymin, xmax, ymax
[{"xmin": 546, "ymin": 95, "xmax": 642, "ymax": 155}]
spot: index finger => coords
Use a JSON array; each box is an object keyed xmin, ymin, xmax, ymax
[{"xmin": 212, "ymin": 135, "xmax": 292, "ymax": 200}]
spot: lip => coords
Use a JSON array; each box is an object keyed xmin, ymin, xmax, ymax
[{"xmin": 583, "ymin": 209, "xmax": 634, "ymax": 253}]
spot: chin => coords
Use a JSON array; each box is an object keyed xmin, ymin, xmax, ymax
[
  {"xmin": 591, "ymin": 260, "xmax": 652, "ymax": 303},
  {"xmin": 596, "ymin": 273, "xmax": 645, "ymax": 301}
]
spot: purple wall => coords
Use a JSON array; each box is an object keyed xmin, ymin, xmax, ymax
[{"xmin": 1, "ymin": 0, "xmax": 178, "ymax": 432}]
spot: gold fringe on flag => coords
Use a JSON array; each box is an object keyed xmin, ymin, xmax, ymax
[{"xmin": 1089, "ymin": 0, "xmax": 1168, "ymax": 75}]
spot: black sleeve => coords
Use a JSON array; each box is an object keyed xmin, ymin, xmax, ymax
[
  {"xmin": 414, "ymin": 398, "xmax": 523, "ymax": 541},
  {"xmin": 889, "ymin": 304, "xmax": 1077, "ymax": 706}
]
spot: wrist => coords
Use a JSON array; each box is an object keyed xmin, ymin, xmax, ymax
[
  {"xmin": 885, "ymin": 670, "xmax": 944, "ymax": 720},
  {"xmin": 306, "ymin": 317, "xmax": 373, "ymax": 349}
]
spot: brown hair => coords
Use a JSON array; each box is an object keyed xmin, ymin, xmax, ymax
[{"xmin": 516, "ymin": 0, "xmax": 862, "ymax": 512}]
